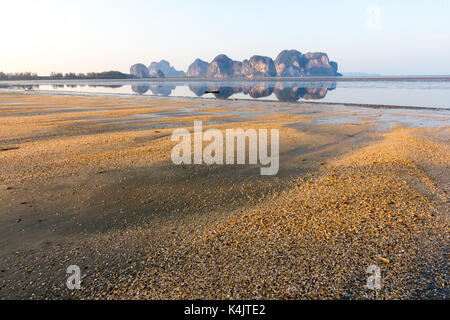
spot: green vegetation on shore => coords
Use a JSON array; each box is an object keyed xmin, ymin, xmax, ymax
[{"xmin": 0, "ymin": 71, "xmax": 135, "ymax": 81}]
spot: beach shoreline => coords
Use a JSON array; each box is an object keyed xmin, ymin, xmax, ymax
[
  {"xmin": 0, "ymin": 93, "xmax": 448, "ymax": 299},
  {"xmin": 1, "ymin": 89, "xmax": 449, "ymax": 112}
]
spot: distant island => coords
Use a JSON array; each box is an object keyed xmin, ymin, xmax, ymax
[
  {"xmin": 0, "ymin": 50, "xmax": 341, "ymax": 81},
  {"xmin": 131, "ymin": 50, "xmax": 342, "ymax": 79}
]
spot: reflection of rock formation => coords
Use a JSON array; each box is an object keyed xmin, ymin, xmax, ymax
[
  {"xmin": 149, "ymin": 84, "xmax": 176, "ymax": 96},
  {"xmin": 185, "ymin": 81, "xmax": 336, "ymax": 101},
  {"xmin": 187, "ymin": 81, "xmax": 336, "ymax": 100},
  {"xmin": 188, "ymin": 83, "xmax": 274, "ymax": 99},
  {"xmin": 213, "ymin": 88, "xmax": 235, "ymax": 99},
  {"xmin": 246, "ymin": 83, "xmax": 274, "ymax": 98},
  {"xmin": 274, "ymin": 84, "xmax": 307, "ymax": 102},
  {"xmin": 207, "ymin": 85, "xmax": 241, "ymax": 99},
  {"xmin": 88, "ymin": 84, "xmax": 123, "ymax": 88},
  {"xmin": 2, "ymin": 85, "xmax": 40, "ymax": 90},
  {"xmin": 302, "ymin": 87, "xmax": 329, "ymax": 100},
  {"xmin": 131, "ymin": 84, "xmax": 150, "ymax": 94},
  {"xmin": 274, "ymin": 82, "xmax": 337, "ymax": 101},
  {"xmin": 188, "ymin": 85, "xmax": 209, "ymax": 97}
]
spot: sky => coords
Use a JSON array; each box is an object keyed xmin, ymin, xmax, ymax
[{"xmin": 1, "ymin": 0, "xmax": 449, "ymax": 75}]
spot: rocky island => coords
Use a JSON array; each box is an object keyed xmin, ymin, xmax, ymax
[
  {"xmin": 130, "ymin": 49, "xmax": 341, "ymax": 79},
  {"xmin": 130, "ymin": 60, "xmax": 185, "ymax": 78}
]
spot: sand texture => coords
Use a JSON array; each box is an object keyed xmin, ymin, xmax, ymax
[{"xmin": 0, "ymin": 93, "xmax": 448, "ymax": 299}]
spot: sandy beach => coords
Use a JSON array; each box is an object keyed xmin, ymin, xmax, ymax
[{"xmin": 0, "ymin": 92, "xmax": 448, "ymax": 299}]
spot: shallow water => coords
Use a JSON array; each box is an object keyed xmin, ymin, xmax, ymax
[{"xmin": 1, "ymin": 79, "xmax": 450, "ymax": 109}]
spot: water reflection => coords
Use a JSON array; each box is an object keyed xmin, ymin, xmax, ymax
[
  {"xmin": 188, "ymin": 82, "xmax": 335, "ymax": 101},
  {"xmin": 131, "ymin": 84, "xmax": 150, "ymax": 94},
  {"xmin": 245, "ymin": 83, "xmax": 274, "ymax": 98},
  {"xmin": 209, "ymin": 86, "xmax": 241, "ymax": 99},
  {"xmin": 188, "ymin": 85, "xmax": 208, "ymax": 97},
  {"xmin": 149, "ymin": 84, "xmax": 176, "ymax": 96},
  {"xmin": 0, "ymin": 85, "xmax": 39, "ymax": 90},
  {"xmin": 274, "ymin": 85, "xmax": 306, "ymax": 101},
  {"xmin": 1, "ymin": 82, "xmax": 337, "ymax": 102},
  {"xmin": 89, "ymin": 84, "xmax": 123, "ymax": 89}
]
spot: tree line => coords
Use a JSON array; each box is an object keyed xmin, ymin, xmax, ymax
[{"xmin": 0, "ymin": 71, "xmax": 136, "ymax": 80}]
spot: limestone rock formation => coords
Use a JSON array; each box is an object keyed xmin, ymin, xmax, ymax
[
  {"xmin": 148, "ymin": 60, "xmax": 185, "ymax": 77},
  {"xmin": 243, "ymin": 55, "xmax": 276, "ymax": 78},
  {"xmin": 130, "ymin": 63, "xmax": 150, "ymax": 78},
  {"xmin": 186, "ymin": 59, "xmax": 209, "ymax": 77},
  {"xmin": 232, "ymin": 60, "xmax": 244, "ymax": 77},
  {"xmin": 205, "ymin": 54, "xmax": 236, "ymax": 79},
  {"xmin": 304, "ymin": 52, "xmax": 336, "ymax": 76},
  {"xmin": 155, "ymin": 70, "xmax": 165, "ymax": 78},
  {"xmin": 274, "ymin": 50, "xmax": 307, "ymax": 77},
  {"xmin": 330, "ymin": 61, "xmax": 338, "ymax": 74},
  {"xmin": 185, "ymin": 49, "xmax": 340, "ymax": 79},
  {"xmin": 274, "ymin": 50, "xmax": 340, "ymax": 77}
]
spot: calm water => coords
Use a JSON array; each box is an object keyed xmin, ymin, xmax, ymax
[{"xmin": 1, "ymin": 80, "xmax": 450, "ymax": 109}]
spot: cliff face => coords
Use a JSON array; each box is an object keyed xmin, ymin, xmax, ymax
[
  {"xmin": 232, "ymin": 61, "xmax": 243, "ymax": 77},
  {"xmin": 303, "ymin": 52, "xmax": 336, "ymax": 76},
  {"xmin": 154, "ymin": 70, "xmax": 165, "ymax": 78},
  {"xmin": 132, "ymin": 49, "xmax": 340, "ymax": 79},
  {"xmin": 129, "ymin": 62, "xmax": 169, "ymax": 78},
  {"xmin": 130, "ymin": 63, "xmax": 150, "ymax": 78},
  {"xmin": 202, "ymin": 55, "xmax": 277, "ymax": 79},
  {"xmin": 274, "ymin": 50, "xmax": 307, "ymax": 77},
  {"xmin": 243, "ymin": 55, "xmax": 276, "ymax": 78},
  {"xmin": 329, "ymin": 61, "xmax": 339, "ymax": 75},
  {"xmin": 274, "ymin": 50, "xmax": 339, "ymax": 77},
  {"xmin": 148, "ymin": 60, "xmax": 185, "ymax": 77},
  {"xmin": 186, "ymin": 58, "xmax": 209, "ymax": 77},
  {"xmin": 186, "ymin": 49, "xmax": 339, "ymax": 78},
  {"xmin": 205, "ymin": 54, "xmax": 236, "ymax": 79}
]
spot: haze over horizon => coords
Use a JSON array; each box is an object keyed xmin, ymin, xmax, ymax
[{"xmin": 1, "ymin": 0, "xmax": 449, "ymax": 76}]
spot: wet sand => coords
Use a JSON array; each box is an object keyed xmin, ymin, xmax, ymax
[{"xmin": 0, "ymin": 93, "xmax": 448, "ymax": 299}]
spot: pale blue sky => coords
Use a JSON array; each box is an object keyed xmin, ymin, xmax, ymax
[{"xmin": 1, "ymin": 0, "xmax": 449, "ymax": 75}]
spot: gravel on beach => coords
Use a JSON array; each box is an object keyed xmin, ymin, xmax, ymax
[{"xmin": 0, "ymin": 93, "xmax": 448, "ymax": 299}]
